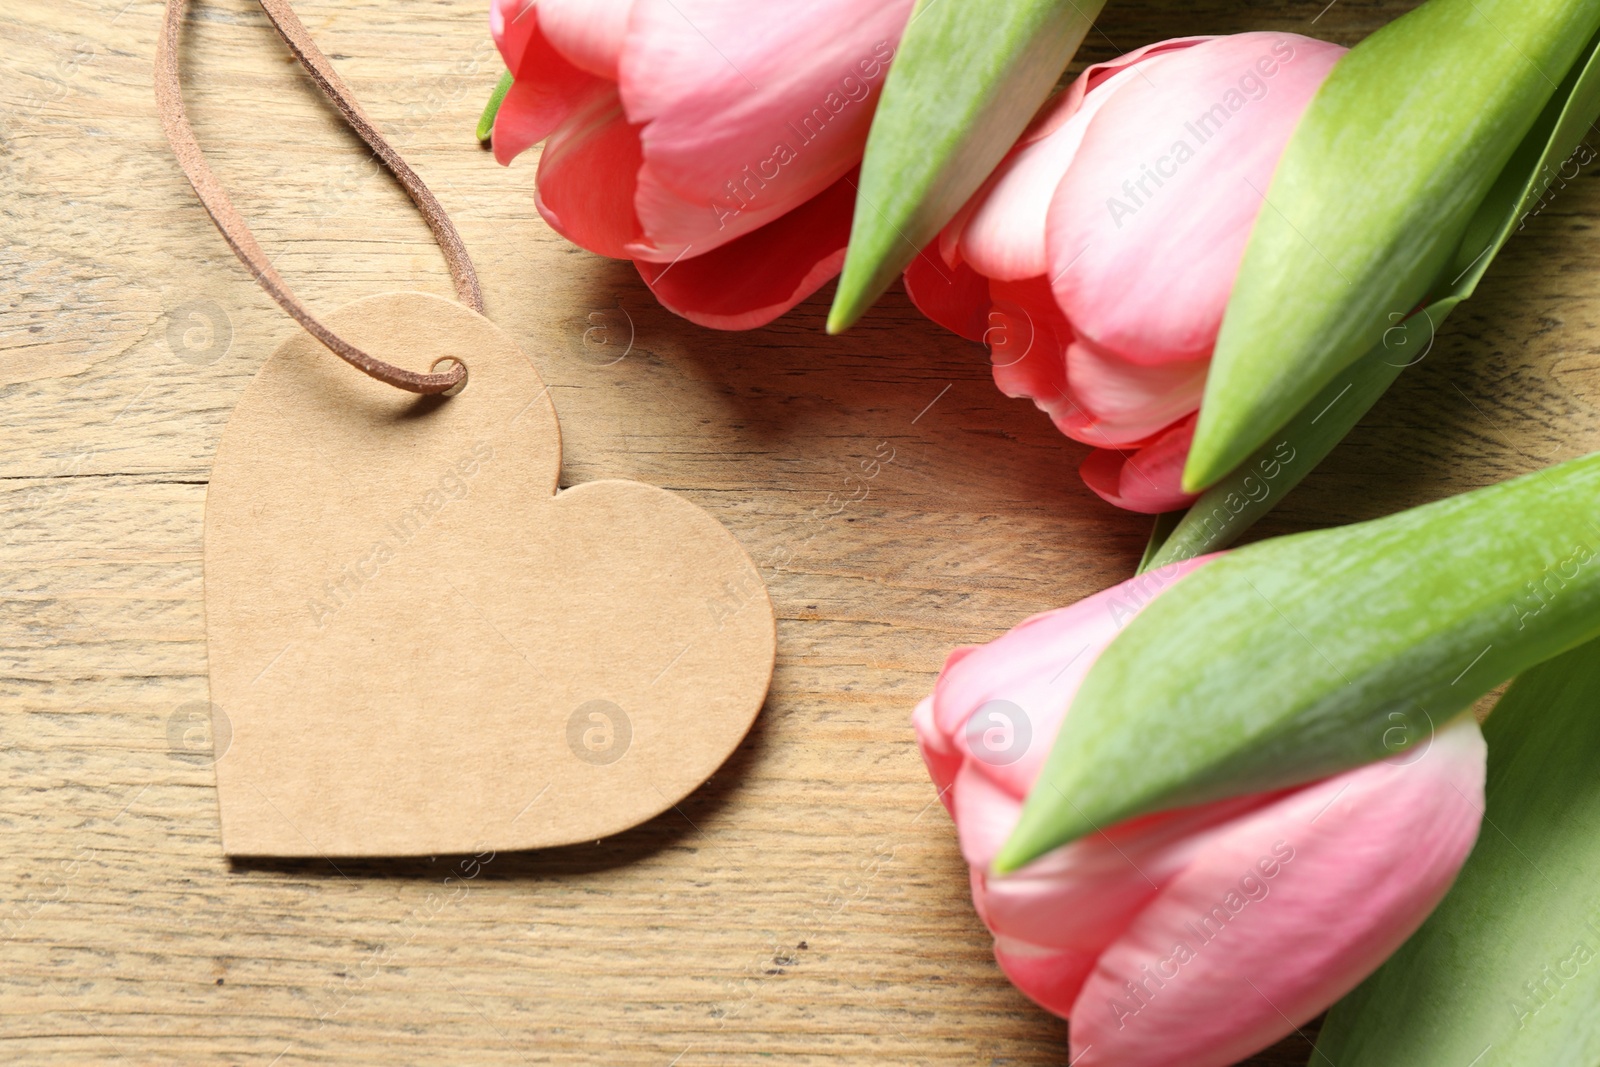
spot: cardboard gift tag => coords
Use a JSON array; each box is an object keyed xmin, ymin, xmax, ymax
[{"xmin": 204, "ymin": 292, "xmax": 776, "ymax": 856}]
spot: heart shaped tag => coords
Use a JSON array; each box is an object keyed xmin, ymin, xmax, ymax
[{"xmin": 204, "ymin": 292, "xmax": 775, "ymax": 856}]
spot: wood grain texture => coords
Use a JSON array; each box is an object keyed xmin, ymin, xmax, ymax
[{"xmin": 2, "ymin": 0, "xmax": 1597, "ymax": 1063}]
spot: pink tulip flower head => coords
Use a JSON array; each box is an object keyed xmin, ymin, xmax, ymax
[
  {"xmin": 490, "ymin": 0, "xmax": 915, "ymax": 328},
  {"xmin": 914, "ymin": 560, "xmax": 1486, "ymax": 1067},
  {"xmin": 905, "ymin": 33, "xmax": 1347, "ymax": 512}
]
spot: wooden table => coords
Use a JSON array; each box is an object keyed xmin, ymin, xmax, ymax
[{"xmin": 3, "ymin": 0, "xmax": 1595, "ymax": 1062}]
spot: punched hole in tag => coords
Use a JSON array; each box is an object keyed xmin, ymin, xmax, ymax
[{"xmin": 431, "ymin": 356, "xmax": 468, "ymax": 397}]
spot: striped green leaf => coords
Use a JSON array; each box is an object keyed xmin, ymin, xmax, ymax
[
  {"xmin": 1143, "ymin": 24, "xmax": 1600, "ymax": 572},
  {"xmin": 825, "ymin": 0, "xmax": 1104, "ymax": 333},
  {"xmin": 1183, "ymin": 0, "xmax": 1600, "ymax": 493},
  {"xmin": 995, "ymin": 452, "xmax": 1600, "ymax": 872},
  {"xmin": 1314, "ymin": 637, "xmax": 1600, "ymax": 1066}
]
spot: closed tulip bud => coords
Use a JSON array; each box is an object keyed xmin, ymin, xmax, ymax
[
  {"xmin": 904, "ymin": 33, "xmax": 1345, "ymax": 513},
  {"xmin": 489, "ymin": 0, "xmax": 914, "ymax": 329},
  {"xmin": 916, "ymin": 563, "xmax": 1486, "ymax": 1067},
  {"xmin": 1187, "ymin": 0, "xmax": 1600, "ymax": 492}
]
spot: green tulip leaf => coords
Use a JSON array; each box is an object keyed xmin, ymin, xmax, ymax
[
  {"xmin": 1141, "ymin": 341, "xmax": 1404, "ymax": 575},
  {"xmin": 825, "ymin": 0, "xmax": 1105, "ymax": 334},
  {"xmin": 1314, "ymin": 636, "xmax": 1600, "ymax": 1066},
  {"xmin": 1144, "ymin": 23, "xmax": 1600, "ymax": 572},
  {"xmin": 1138, "ymin": 510, "xmax": 1185, "ymax": 574},
  {"xmin": 995, "ymin": 452, "xmax": 1600, "ymax": 872},
  {"xmin": 1183, "ymin": 0, "xmax": 1600, "ymax": 493}
]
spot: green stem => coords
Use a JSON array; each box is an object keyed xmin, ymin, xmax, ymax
[{"xmin": 476, "ymin": 70, "xmax": 513, "ymax": 145}]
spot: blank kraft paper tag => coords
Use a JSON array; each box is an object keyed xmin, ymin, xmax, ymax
[{"xmin": 203, "ymin": 292, "xmax": 776, "ymax": 856}]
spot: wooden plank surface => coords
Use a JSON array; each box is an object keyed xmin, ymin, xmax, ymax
[{"xmin": 3, "ymin": 0, "xmax": 1598, "ymax": 1062}]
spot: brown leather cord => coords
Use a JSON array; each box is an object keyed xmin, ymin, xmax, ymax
[{"xmin": 155, "ymin": 0, "xmax": 480, "ymax": 394}]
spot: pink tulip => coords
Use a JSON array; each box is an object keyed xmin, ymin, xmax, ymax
[
  {"xmin": 489, "ymin": 0, "xmax": 914, "ymax": 329},
  {"xmin": 915, "ymin": 563, "xmax": 1486, "ymax": 1067},
  {"xmin": 904, "ymin": 33, "xmax": 1347, "ymax": 513}
]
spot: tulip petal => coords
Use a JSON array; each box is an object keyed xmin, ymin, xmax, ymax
[
  {"xmin": 489, "ymin": 1, "xmax": 615, "ymax": 165},
  {"xmin": 913, "ymin": 696, "xmax": 963, "ymax": 808},
  {"xmin": 1059, "ymin": 37, "xmax": 1220, "ymax": 117},
  {"xmin": 930, "ymin": 555, "xmax": 1215, "ymax": 803},
  {"xmin": 977, "ymin": 793, "xmax": 1273, "ymax": 958},
  {"xmin": 489, "ymin": 0, "xmax": 540, "ymax": 74},
  {"xmin": 930, "ymin": 591, "xmax": 1118, "ymax": 799},
  {"xmin": 618, "ymin": 0, "xmax": 914, "ymax": 258},
  {"xmin": 984, "ymin": 277, "xmax": 1073, "ymax": 426},
  {"xmin": 535, "ymin": 0, "xmax": 635, "ymax": 80},
  {"xmin": 953, "ymin": 761, "xmax": 1025, "ymax": 869},
  {"xmin": 1069, "ymin": 716, "xmax": 1485, "ymax": 1067},
  {"xmin": 903, "ymin": 255, "xmax": 991, "ymax": 343},
  {"xmin": 1079, "ymin": 415, "xmax": 1200, "ymax": 515},
  {"xmin": 534, "ymin": 91, "xmax": 644, "ymax": 259},
  {"xmin": 958, "ymin": 57, "xmax": 1172, "ymax": 282},
  {"xmin": 1047, "ymin": 33, "xmax": 1345, "ymax": 366},
  {"xmin": 635, "ymin": 171, "xmax": 856, "ymax": 330},
  {"xmin": 995, "ymin": 938, "xmax": 1098, "ymax": 1019},
  {"xmin": 1059, "ymin": 337, "xmax": 1208, "ymax": 447},
  {"xmin": 627, "ymin": 162, "xmax": 778, "ymax": 264}
]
